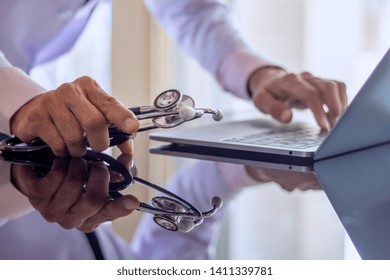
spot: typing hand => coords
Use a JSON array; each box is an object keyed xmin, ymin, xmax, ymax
[
  {"xmin": 248, "ymin": 67, "xmax": 347, "ymax": 131},
  {"xmin": 10, "ymin": 76, "xmax": 139, "ymax": 157},
  {"xmin": 11, "ymin": 156, "xmax": 139, "ymax": 232}
]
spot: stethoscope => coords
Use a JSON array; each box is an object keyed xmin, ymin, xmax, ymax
[
  {"xmin": 129, "ymin": 89, "xmax": 223, "ymax": 131},
  {"xmin": 0, "ymin": 148, "xmax": 223, "ymax": 233},
  {"xmin": 90, "ymin": 151, "xmax": 223, "ymax": 233},
  {"xmin": 0, "ymin": 89, "xmax": 224, "ymax": 232},
  {"xmin": 0, "ymin": 89, "xmax": 223, "ymax": 152}
]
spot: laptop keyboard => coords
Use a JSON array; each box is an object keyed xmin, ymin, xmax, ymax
[{"xmin": 222, "ymin": 127, "xmax": 327, "ymax": 149}]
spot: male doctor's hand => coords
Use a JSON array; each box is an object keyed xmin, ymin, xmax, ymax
[
  {"xmin": 248, "ymin": 67, "xmax": 348, "ymax": 131},
  {"xmin": 10, "ymin": 76, "xmax": 139, "ymax": 157}
]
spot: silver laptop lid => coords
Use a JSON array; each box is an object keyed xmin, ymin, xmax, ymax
[{"xmin": 315, "ymin": 48, "xmax": 390, "ymax": 160}]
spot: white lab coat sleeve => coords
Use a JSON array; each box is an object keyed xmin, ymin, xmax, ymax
[
  {"xmin": 0, "ymin": 51, "xmax": 11, "ymax": 68},
  {"xmin": 143, "ymin": 0, "xmax": 273, "ymax": 99},
  {"xmin": 0, "ymin": 62, "xmax": 45, "ymax": 135},
  {"xmin": 130, "ymin": 160, "xmax": 258, "ymax": 259}
]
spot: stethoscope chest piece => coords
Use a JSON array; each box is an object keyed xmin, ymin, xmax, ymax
[
  {"xmin": 154, "ymin": 89, "xmax": 182, "ymax": 110},
  {"xmin": 152, "ymin": 196, "xmax": 190, "ymax": 232}
]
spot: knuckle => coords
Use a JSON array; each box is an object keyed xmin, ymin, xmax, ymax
[
  {"xmin": 284, "ymin": 73, "xmax": 299, "ymax": 83},
  {"xmin": 85, "ymin": 194, "xmax": 106, "ymax": 209},
  {"xmin": 65, "ymin": 131, "xmax": 85, "ymax": 145},
  {"xmin": 69, "ymin": 148, "xmax": 87, "ymax": 158},
  {"xmin": 89, "ymin": 141, "xmax": 109, "ymax": 153},
  {"xmin": 48, "ymin": 141, "xmax": 68, "ymax": 157},
  {"xmin": 254, "ymin": 91, "xmax": 268, "ymax": 106},
  {"xmin": 82, "ymin": 114, "xmax": 107, "ymax": 131},
  {"xmin": 59, "ymin": 221, "xmax": 78, "ymax": 230},
  {"xmin": 42, "ymin": 211, "xmax": 59, "ymax": 223},
  {"xmin": 98, "ymin": 210, "xmax": 113, "ymax": 222},
  {"xmin": 57, "ymin": 82, "xmax": 77, "ymax": 95},
  {"xmin": 75, "ymin": 76, "xmax": 94, "ymax": 84},
  {"xmin": 327, "ymin": 106, "xmax": 341, "ymax": 118},
  {"xmin": 324, "ymin": 80, "xmax": 337, "ymax": 91},
  {"xmin": 338, "ymin": 82, "xmax": 347, "ymax": 97},
  {"xmin": 60, "ymin": 212, "xmax": 81, "ymax": 229},
  {"xmin": 100, "ymin": 95, "xmax": 121, "ymax": 111},
  {"xmin": 79, "ymin": 224, "xmax": 98, "ymax": 233}
]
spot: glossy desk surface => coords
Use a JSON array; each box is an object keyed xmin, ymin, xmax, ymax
[
  {"xmin": 314, "ymin": 143, "xmax": 390, "ymax": 260},
  {"xmin": 2, "ymin": 142, "xmax": 390, "ymax": 259},
  {"xmin": 153, "ymin": 141, "xmax": 390, "ymax": 259}
]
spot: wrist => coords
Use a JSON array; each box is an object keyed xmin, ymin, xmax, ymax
[{"xmin": 247, "ymin": 65, "xmax": 287, "ymax": 98}]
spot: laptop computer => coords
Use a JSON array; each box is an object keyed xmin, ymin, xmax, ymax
[{"xmin": 149, "ymin": 48, "xmax": 390, "ymax": 171}]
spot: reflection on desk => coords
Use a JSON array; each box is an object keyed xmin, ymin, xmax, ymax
[
  {"xmin": 315, "ymin": 143, "xmax": 390, "ymax": 260},
  {"xmin": 2, "ymin": 142, "xmax": 390, "ymax": 259}
]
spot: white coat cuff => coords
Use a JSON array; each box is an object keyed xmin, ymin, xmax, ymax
[
  {"xmin": 217, "ymin": 50, "xmax": 271, "ymax": 99},
  {"xmin": 0, "ymin": 67, "xmax": 45, "ymax": 135}
]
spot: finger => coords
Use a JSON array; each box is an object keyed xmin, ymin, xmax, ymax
[
  {"xmin": 270, "ymin": 74, "xmax": 331, "ymax": 131},
  {"xmin": 45, "ymin": 158, "xmax": 87, "ymax": 222},
  {"xmin": 116, "ymin": 152, "xmax": 134, "ymax": 170},
  {"xmin": 24, "ymin": 159, "xmax": 69, "ymax": 215},
  {"xmin": 10, "ymin": 92, "xmax": 73, "ymax": 157},
  {"xmin": 75, "ymin": 77, "xmax": 139, "ymax": 134},
  {"xmin": 78, "ymin": 195, "xmax": 139, "ymax": 232},
  {"xmin": 117, "ymin": 138, "xmax": 134, "ymax": 155},
  {"xmin": 56, "ymin": 82, "xmax": 110, "ymax": 153},
  {"xmin": 69, "ymin": 102, "xmax": 109, "ymax": 153},
  {"xmin": 47, "ymin": 100, "xmax": 88, "ymax": 157},
  {"xmin": 302, "ymin": 73, "xmax": 343, "ymax": 127},
  {"xmin": 253, "ymin": 90, "xmax": 293, "ymax": 123},
  {"xmin": 334, "ymin": 81, "xmax": 348, "ymax": 109},
  {"xmin": 60, "ymin": 161, "xmax": 109, "ymax": 229},
  {"xmin": 32, "ymin": 120, "xmax": 69, "ymax": 157}
]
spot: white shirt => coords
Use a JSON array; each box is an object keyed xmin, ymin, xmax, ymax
[{"xmin": 0, "ymin": 0, "xmax": 261, "ymax": 259}]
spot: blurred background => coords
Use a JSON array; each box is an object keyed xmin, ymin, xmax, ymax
[{"xmin": 29, "ymin": 0, "xmax": 390, "ymax": 259}]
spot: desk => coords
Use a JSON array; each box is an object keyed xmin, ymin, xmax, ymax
[
  {"xmin": 315, "ymin": 143, "xmax": 390, "ymax": 260},
  {"xmin": 1, "ymin": 142, "xmax": 390, "ymax": 259},
  {"xmin": 152, "ymin": 141, "xmax": 390, "ymax": 260}
]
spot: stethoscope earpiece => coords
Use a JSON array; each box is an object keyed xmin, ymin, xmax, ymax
[
  {"xmin": 211, "ymin": 196, "xmax": 223, "ymax": 210},
  {"xmin": 212, "ymin": 109, "xmax": 224, "ymax": 122}
]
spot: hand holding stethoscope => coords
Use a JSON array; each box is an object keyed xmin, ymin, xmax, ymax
[
  {"xmin": 109, "ymin": 89, "xmax": 223, "ymax": 146},
  {"xmin": 0, "ymin": 89, "xmax": 223, "ymax": 152},
  {"xmin": 0, "ymin": 89, "xmax": 224, "ymax": 232}
]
